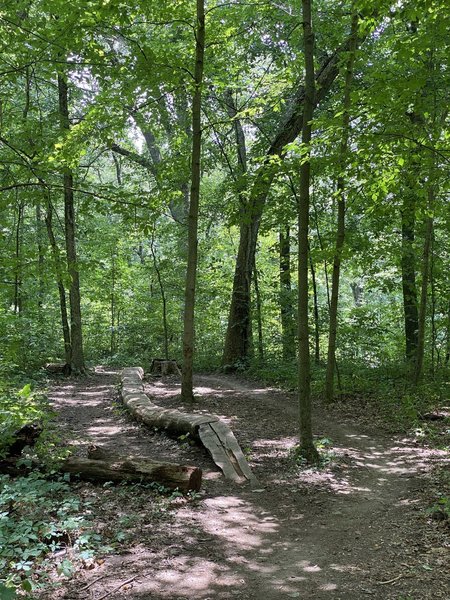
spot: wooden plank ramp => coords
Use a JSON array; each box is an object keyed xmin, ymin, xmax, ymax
[{"xmin": 121, "ymin": 367, "xmax": 256, "ymax": 483}]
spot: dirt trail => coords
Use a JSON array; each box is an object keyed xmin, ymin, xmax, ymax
[{"xmin": 47, "ymin": 368, "xmax": 449, "ymax": 600}]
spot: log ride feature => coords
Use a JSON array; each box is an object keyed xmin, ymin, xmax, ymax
[
  {"xmin": 62, "ymin": 446, "xmax": 202, "ymax": 493},
  {"xmin": 121, "ymin": 367, "xmax": 256, "ymax": 484},
  {"xmin": 150, "ymin": 358, "xmax": 182, "ymax": 377}
]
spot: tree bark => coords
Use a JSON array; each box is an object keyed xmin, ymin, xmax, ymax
[
  {"xmin": 401, "ymin": 192, "xmax": 419, "ymax": 361},
  {"xmin": 297, "ymin": 0, "xmax": 319, "ymax": 463},
  {"xmin": 280, "ymin": 226, "xmax": 296, "ymax": 360},
  {"xmin": 63, "ymin": 449, "xmax": 202, "ymax": 493},
  {"xmin": 44, "ymin": 200, "xmax": 72, "ymax": 366},
  {"xmin": 325, "ymin": 14, "xmax": 358, "ymax": 403},
  {"xmin": 181, "ymin": 0, "xmax": 205, "ymax": 401},
  {"xmin": 309, "ymin": 250, "xmax": 320, "ymax": 364},
  {"xmin": 253, "ymin": 257, "xmax": 264, "ymax": 360},
  {"xmin": 58, "ymin": 72, "xmax": 85, "ymax": 374},
  {"xmin": 415, "ymin": 186, "xmax": 434, "ymax": 384},
  {"xmin": 222, "ymin": 27, "xmax": 370, "ymax": 367}
]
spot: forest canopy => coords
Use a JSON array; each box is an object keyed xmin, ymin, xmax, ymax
[{"xmin": 0, "ymin": 0, "xmax": 448, "ymax": 409}]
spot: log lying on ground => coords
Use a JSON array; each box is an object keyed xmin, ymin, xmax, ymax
[
  {"xmin": 121, "ymin": 367, "xmax": 255, "ymax": 484},
  {"xmin": 62, "ymin": 446, "xmax": 202, "ymax": 492}
]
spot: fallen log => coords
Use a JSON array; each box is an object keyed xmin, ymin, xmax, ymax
[
  {"xmin": 121, "ymin": 367, "xmax": 255, "ymax": 484},
  {"xmin": 62, "ymin": 451, "xmax": 202, "ymax": 492}
]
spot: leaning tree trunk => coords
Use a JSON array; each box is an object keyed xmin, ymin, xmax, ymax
[
  {"xmin": 181, "ymin": 0, "xmax": 205, "ymax": 401},
  {"xmin": 58, "ymin": 71, "xmax": 85, "ymax": 374},
  {"xmin": 325, "ymin": 14, "xmax": 358, "ymax": 403},
  {"xmin": 222, "ymin": 25, "xmax": 372, "ymax": 368},
  {"xmin": 297, "ymin": 0, "xmax": 319, "ymax": 463},
  {"xmin": 400, "ymin": 191, "xmax": 419, "ymax": 362}
]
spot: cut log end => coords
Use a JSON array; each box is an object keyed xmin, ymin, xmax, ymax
[{"xmin": 150, "ymin": 359, "xmax": 182, "ymax": 377}]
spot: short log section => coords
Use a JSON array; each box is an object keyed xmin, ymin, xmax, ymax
[
  {"xmin": 121, "ymin": 367, "xmax": 255, "ymax": 484},
  {"xmin": 150, "ymin": 358, "xmax": 182, "ymax": 377},
  {"xmin": 63, "ymin": 447, "xmax": 201, "ymax": 493}
]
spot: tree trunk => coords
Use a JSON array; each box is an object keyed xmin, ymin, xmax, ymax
[
  {"xmin": 181, "ymin": 0, "xmax": 205, "ymax": 401},
  {"xmin": 44, "ymin": 200, "xmax": 72, "ymax": 366},
  {"xmin": 150, "ymin": 233, "xmax": 169, "ymax": 360},
  {"xmin": 401, "ymin": 193, "xmax": 419, "ymax": 361},
  {"xmin": 13, "ymin": 198, "xmax": 24, "ymax": 315},
  {"xmin": 222, "ymin": 27, "xmax": 370, "ymax": 367},
  {"xmin": 253, "ymin": 257, "xmax": 264, "ymax": 360},
  {"xmin": 36, "ymin": 202, "xmax": 45, "ymax": 316},
  {"xmin": 415, "ymin": 186, "xmax": 434, "ymax": 384},
  {"xmin": 297, "ymin": 0, "xmax": 319, "ymax": 463},
  {"xmin": 58, "ymin": 72, "xmax": 85, "ymax": 373},
  {"xmin": 309, "ymin": 250, "xmax": 320, "ymax": 364},
  {"xmin": 325, "ymin": 14, "xmax": 358, "ymax": 403},
  {"xmin": 280, "ymin": 226, "xmax": 296, "ymax": 360}
]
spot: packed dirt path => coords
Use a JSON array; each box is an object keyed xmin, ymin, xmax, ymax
[{"xmin": 47, "ymin": 368, "xmax": 449, "ymax": 600}]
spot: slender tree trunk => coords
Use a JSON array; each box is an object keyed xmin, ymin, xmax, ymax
[
  {"xmin": 445, "ymin": 299, "xmax": 450, "ymax": 366},
  {"xmin": 253, "ymin": 257, "xmax": 264, "ymax": 361},
  {"xmin": 58, "ymin": 72, "xmax": 85, "ymax": 373},
  {"xmin": 44, "ymin": 201, "xmax": 72, "ymax": 365},
  {"xmin": 309, "ymin": 250, "xmax": 320, "ymax": 364},
  {"xmin": 400, "ymin": 193, "xmax": 419, "ymax": 361},
  {"xmin": 36, "ymin": 202, "xmax": 45, "ymax": 316},
  {"xmin": 150, "ymin": 235, "xmax": 169, "ymax": 360},
  {"xmin": 110, "ymin": 252, "xmax": 116, "ymax": 355},
  {"xmin": 280, "ymin": 226, "xmax": 296, "ymax": 360},
  {"xmin": 414, "ymin": 185, "xmax": 434, "ymax": 384},
  {"xmin": 181, "ymin": 0, "xmax": 205, "ymax": 401},
  {"xmin": 297, "ymin": 0, "xmax": 318, "ymax": 463},
  {"xmin": 13, "ymin": 199, "xmax": 24, "ymax": 315},
  {"xmin": 325, "ymin": 15, "xmax": 358, "ymax": 402}
]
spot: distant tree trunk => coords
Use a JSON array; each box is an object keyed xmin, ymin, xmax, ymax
[
  {"xmin": 430, "ymin": 228, "xmax": 437, "ymax": 371},
  {"xmin": 297, "ymin": 0, "xmax": 318, "ymax": 463},
  {"xmin": 415, "ymin": 185, "xmax": 434, "ymax": 384},
  {"xmin": 280, "ymin": 226, "xmax": 296, "ymax": 360},
  {"xmin": 58, "ymin": 72, "xmax": 85, "ymax": 374},
  {"xmin": 44, "ymin": 201, "xmax": 72, "ymax": 365},
  {"xmin": 325, "ymin": 14, "xmax": 358, "ymax": 402},
  {"xmin": 446, "ymin": 299, "xmax": 450, "ymax": 366},
  {"xmin": 400, "ymin": 193, "xmax": 419, "ymax": 362},
  {"xmin": 253, "ymin": 257, "xmax": 264, "ymax": 361},
  {"xmin": 181, "ymin": 0, "xmax": 205, "ymax": 401},
  {"xmin": 36, "ymin": 202, "xmax": 45, "ymax": 316},
  {"xmin": 150, "ymin": 234, "xmax": 169, "ymax": 360},
  {"xmin": 309, "ymin": 251, "xmax": 320, "ymax": 364},
  {"xmin": 13, "ymin": 198, "xmax": 24, "ymax": 315},
  {"xmin": 110, "ymin": 251, "xmax": 117, "ymax": 355}
]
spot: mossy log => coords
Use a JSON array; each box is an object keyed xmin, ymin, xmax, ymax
[{"xmin": 121, "ymin": 367, "xmax": 255, "ymax": 484}]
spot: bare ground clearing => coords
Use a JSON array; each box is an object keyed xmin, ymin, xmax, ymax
[{"xmin": 43, "ymin": 367, "xmax": 449, "ymax": 600}]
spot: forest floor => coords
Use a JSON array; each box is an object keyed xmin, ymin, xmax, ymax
[{"xmin": 42, "ymin": 367, "xmax": 449, "ymax": 600}]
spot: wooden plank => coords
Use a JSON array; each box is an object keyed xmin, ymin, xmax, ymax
[
  {"xmin": 210, "ymin": 421, "xmax": 255, "ymax": 481},
  {"xmin": 198, "ymin": 423, "xmax": 243, "ymax": 483}
]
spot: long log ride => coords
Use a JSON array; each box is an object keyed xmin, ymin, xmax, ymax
[
  {"xmin": 62, "ymin": 448, "xmax": 202, "ymax": 493},
  {"xmin": 121, "ymin": 367, "xmax": 256, "ymax": 484}
]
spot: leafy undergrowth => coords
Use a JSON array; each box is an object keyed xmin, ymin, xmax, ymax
[{"xmin": 0, "ymin": 473, "xmax": 195, "ymax": 598}]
